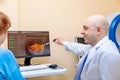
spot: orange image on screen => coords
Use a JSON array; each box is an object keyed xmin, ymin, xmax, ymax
[{"xmin": 28, "ymin": 44, "xmax": 44, "ymax": 53}]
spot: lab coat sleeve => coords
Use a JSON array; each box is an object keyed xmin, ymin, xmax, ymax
[
  {"xmin": 99, "ymin": 53, "xmax": 120, "ymax": 80},
  {"xmin": 63, "ymin": 41, "xmax": 92, "ymax": 57}
]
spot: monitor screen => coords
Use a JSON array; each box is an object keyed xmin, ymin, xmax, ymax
[
  {"xmin": 8, "ymin": 31, "xmax": 50, "ymax": 65},
  {"xmin": 75, "ymin": 36, "xmax": 85, "ymax": 44}
]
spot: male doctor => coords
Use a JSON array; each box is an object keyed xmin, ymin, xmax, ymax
[{"xmin": 53, "ymin": 15, "xmax": 120, "ymax": 80}]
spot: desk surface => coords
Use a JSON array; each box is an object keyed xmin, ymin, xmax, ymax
[{"xmin": 20, "ymin": 64, "xmax": 67, "ymax": 78}]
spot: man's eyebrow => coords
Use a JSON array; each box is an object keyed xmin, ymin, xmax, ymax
[
  {"xmin": 83, "ymin": 25, "xmax": 86, "ymax": 28},
  {"xmin": 83, "ymin": 25, "xmax": 88, "ymax": 28}
]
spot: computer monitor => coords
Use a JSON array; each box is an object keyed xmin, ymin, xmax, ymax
[
  {"xmin": 8, "ymin": 31, "xmax": 50, "ymax": 66},
  {"xmin": 75, "ymin": 36, "xmax": 85, "ymax": 44}
]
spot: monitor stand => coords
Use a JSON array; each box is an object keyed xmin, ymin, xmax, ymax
[{"xmin": 24, "ymin": 57, "xmax": 32, "ymax": 66}]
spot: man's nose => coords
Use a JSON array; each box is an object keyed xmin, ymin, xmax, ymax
[{"xmin": 81, "ymin": 30, "xmax": 85, "ymax": 35}]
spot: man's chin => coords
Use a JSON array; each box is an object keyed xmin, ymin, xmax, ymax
[
  {"xmin": 84, "ymin": 40, "xmax": 87, "ymax": 43},
  {"xmin": 84, "ymin": 41, "xmax": 89, "ymax": 44}
]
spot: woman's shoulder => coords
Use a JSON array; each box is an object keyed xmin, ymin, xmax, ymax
[{"xmin": 0, "ymin": 48, "xmax": 14, "ymax": 59}]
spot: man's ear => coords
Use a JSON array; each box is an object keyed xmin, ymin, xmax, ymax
[{"xmin": 97, "ymin": 27, "xmax": 102, "ymax": 35}]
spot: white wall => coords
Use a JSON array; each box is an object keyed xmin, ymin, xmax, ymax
[{"xmin": 0, "ymin": 0, "xmax": 18, "ymax": 48}]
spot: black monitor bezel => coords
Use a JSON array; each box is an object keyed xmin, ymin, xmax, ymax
[{"xmin": 7, "ymin": 31, "xmax": 51, "ymax": 58}]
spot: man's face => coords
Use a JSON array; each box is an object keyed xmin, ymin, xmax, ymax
[{"xmin": 81, "ymin": 20, "xmax": 98, "ymax": 45}]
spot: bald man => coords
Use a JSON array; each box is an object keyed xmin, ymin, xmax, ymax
[{"xmin": 53, "ymin": 15, "xmax": 120, "ymax": 80}]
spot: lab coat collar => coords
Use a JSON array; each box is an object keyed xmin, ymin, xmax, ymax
[
  {"xmin": 87, "ymin": 36, "xmax": 108, "ymax": 61},
  {"xmin": 94, "ymin": 36, "xmax": 108, "ymax": 50},
  {"xmin": 82, "ymin": 36, "xmax": 108, "ymax": 74}
]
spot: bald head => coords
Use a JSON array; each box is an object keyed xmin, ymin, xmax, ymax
[{"xmin": 85, "ymin": 15, "xmax": 109, "ymax": 33}]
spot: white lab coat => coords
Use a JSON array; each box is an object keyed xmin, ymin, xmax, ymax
[{"xmin": 63, "ymin": 36, "xmax": 120, "ymax": 80}]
